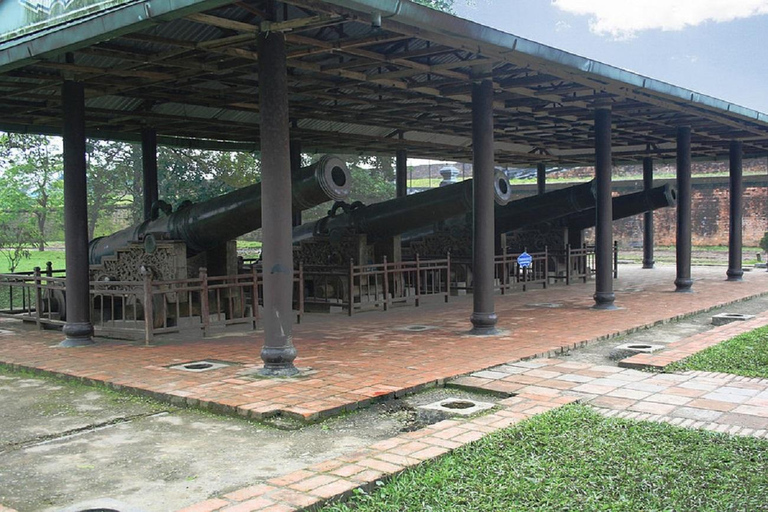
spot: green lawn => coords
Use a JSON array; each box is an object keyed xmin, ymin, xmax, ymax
[
  {"xmin": 1, "ymin": 249, "xmax": 66, "ymax": 274},
  {"xmin": 324, "ymin": 405, "xmax": 768, "ymax": 512},
  {"xmin": 667, "ymin": 325, "xmax": 768, "ymax": 379}
]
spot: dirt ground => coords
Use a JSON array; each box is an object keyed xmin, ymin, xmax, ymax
[{"xmin": 0, "ymin": 370, "xmax": 498, "ymax": 512}]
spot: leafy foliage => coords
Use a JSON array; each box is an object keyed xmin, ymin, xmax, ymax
[
  {"xmin": 413, "ymin": 0, "xmax": 456, "ymax": 13},
  {"xmin": 324, "ymin": 405, "xmax": 768, "ymax": 512},
  {"xmin": 760, "ymin": 231, "xmax": 768, "ymax": 253},
  {"xmin": 668, "ymin": 325, "xmax": 768, "ymax": 378},
  {"xmin": 0, "ymin": 134, "xmax": 64, "ymax": 251}
]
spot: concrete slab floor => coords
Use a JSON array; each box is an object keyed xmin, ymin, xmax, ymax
[{"xmin": 0, "ymin": 368, "xmax": 497, "ymax": 512}]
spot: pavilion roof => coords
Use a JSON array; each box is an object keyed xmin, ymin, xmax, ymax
[{"xmin": 1, "ymin": 0, "xmax": 767, "ymax": 165}]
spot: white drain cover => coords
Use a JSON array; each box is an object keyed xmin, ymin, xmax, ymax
[{"xmin": 419, "ymin": 398, "xmax": 495, "ymax": 416}]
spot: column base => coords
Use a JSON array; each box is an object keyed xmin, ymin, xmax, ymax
[
  {"xmin": 469, "ymin": 312, "xmax": 498, "ymax": 336},
  {"xmin": 642, "ymin": 260, "xmax": 654, "ymax": 269},
  {"xmin": 726, "ymin": 269, "xmax": 744, "ymax": 281},
  {"xmin": 59, "ymin": 322, "xmax": 94, "ymax": 347},
  {"xmin": 592, "ymin": 291, "xmax": 617, "ymax": 310},
  {"xmin": 260, "ymin": 344, "xmax": 298, "ymax": 377},
  {"xmin": 674, "ymin": 277, "xmax": 693, "ymax": 292}
]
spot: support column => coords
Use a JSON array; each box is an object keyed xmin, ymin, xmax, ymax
[
  {"xmin": 60, "ymin": 79, "xmax": 94, "ymax": 347},
  {"xmin": 642, "ymin": 156, "xmax": 654, "ymax": 269},
  {"xmin": 536, "ymin": 163, "xmax": 546, "ymax": 195},
  {"xmin": 141, "ymin": 128, "xmax": 158, "ymax": 222},
  {"xmin": 469, "ymin": 78, "xmax": 498, "ymax": 334},
  {"xmin": 593, "ymin": 107, "xmax": 616, "ymax": 310},
  {"xmin": 727, "ymin": 140, "xmax": 744, "ymax": 281},
  {"xmin": 396, "ymin": 149, "xmax": 408, "ymax": 198},
  {"xmin": 258, "ymin": 21, "xmax": 298, "ymax": 376},
  {"xmin": 290, "ymin": 139, "xmax": 302, "ymax": 227},
  {"xmin": 675, "ymin": 126, "xmax": 693, "ymax": 292}
]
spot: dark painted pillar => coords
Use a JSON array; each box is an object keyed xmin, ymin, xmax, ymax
[
  {"xmin": 60, "ymin": 80, "xmax": 94, "ymax": 347},
  {"xmin": 141, "ymin": 128, "xmax": 158, "ymax": 222},
  {"xmin": 396, "ymin": 149, "xmax": 408, "ymax": 198},
  {"xmin": 536, "ymin": 163, "xmax": 546, "ymax": 195},
  {"xmin": 290, "ymin": 139, "xmax": 302, "ymax": 227},
  {"xmin": 469, "ymin": 78, "xmax": 498, "ymax": 334},
  {"xmin": 593, "ymin": 107, "xmax": 616, "ymax": 310},
  {"xmin": 258, "ymin": 22, "xmax": 298, "ymax": 376},
  {"xmin": 727, "ymin": 140, "xmax": 744, "ymax": 281},
  {"xmin": 642, "ymin": 157, "xmax": 655, "ymax": 269},
  {"xmin": 675, "ymin": 126, "xmax": 693, "ymax": 292}
]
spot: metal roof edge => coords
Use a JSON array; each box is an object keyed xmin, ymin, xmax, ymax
[
  {"xmin": 0, "ymin": 0, "xmax": 232, "ymax": 74},
  {"xmin": 324, "ymin": 0, "xmax": 768, "ymax": 124}
]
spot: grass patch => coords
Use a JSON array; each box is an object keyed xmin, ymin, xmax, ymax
[
  {"xmin": 323, "ymin": 405, "xmax": 768, "ymax": 512},
  {"xmin": 667, "ymin": 325, "xmax": 768, "ymax": 379},
  {"xmin": 1, "ymin": 249, "xmax": 66, "ymax": 274}
]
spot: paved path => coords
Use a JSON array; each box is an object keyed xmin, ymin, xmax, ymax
[{"xmin": 1, "ymin": 266, "xmax": 766, "ymax": 423}]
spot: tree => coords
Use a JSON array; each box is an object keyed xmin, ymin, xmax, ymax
[
  {"xmin": 413, "ymin": 0, "xmax": 455, "ymax": 13},
  {"xmin": 0, "ymin": 133, "xmax": 64, "ymax": 251},
  {"xmin": 86, "ymin": 140, "xmax": 137, "ymax": 238}
]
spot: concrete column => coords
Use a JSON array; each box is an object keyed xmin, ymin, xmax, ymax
[
  {"xmin": 642, "ymin": 157, "xmax": 655, "ymax": 269},
  {"xmin": 396, "ymin": 149, "xmax": 408, "ymax": 198},
  {"xmin": 141, "ymin": 128, "xmax": 158, "ymax": 222},
  {"xmin": 258, "ymin": 23, "xmax": 298, "ymax": 376},
  {"xmin": 290, "ymin": 139, "xmax": 302, "ymax": 227},
  {"xmin": 536, "ymin": 163, "xmax": 546, "ymax": 195},
  {"xmin": 593, "ymin": 107, "xmax": 616, "ymax": 310},
  {"xmin": 60, "ymin": 79, "xmax": 94, "ymax": 347},
  {"xmin": 469, "ymin": 78, "xmax": 498, "ymax": 334},
  {"xmin": 727, "ymin": 140, "xmax": 744, "ymax": 281},
  {"xmin": 675, "ymin": 126, "xmax": 693, "ymax": 292}
]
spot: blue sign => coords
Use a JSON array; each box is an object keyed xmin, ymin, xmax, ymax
[{"xmin": 517, "ymin": 251, "xmax": 532, "ymax": 268}]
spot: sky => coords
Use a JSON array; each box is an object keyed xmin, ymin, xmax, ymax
[{"xmin": 452, "ymin": 0, "xmax": 768, "ymax": 114}]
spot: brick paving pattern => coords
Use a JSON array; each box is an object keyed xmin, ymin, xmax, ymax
[
  {"xmin": 2, "ymin": 266, "xmax": 768, "ymax": 511},
  {"xmin": 620, "ymin": 311, "xmax": 768, "ymax": 370},
  {"xmin": 0, "ymin": 267, "xmax": 765, "ymax": 423}
]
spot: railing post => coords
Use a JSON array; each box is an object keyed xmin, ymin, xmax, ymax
[
  {"xmin": 415, "ymin": 253, "xmax": 422, "ymax": 307},
  {"xmin": 199, "ymin": 267, "xmax": 210, "ymax": 336},
  {"xmin": 297, "ymin": 261, "xmax": 304, "ymax": 324},
  {"xmin": 33, "ymin": 267, "xmax": 42, "ymax": 330},
  {"xmin": 501, "ymin": 245, "xmax": 508, "ymax": 295},
  {"xmin": 565, "ymin": 244, "xmax": 571, "ymax": 286},
  {"xmin": 348, "ymin": 258, "xmax": 355, "ymax": 317},
  {"xmin": 251, "ymin": 263, "xmax": 259, "ymax": 330},
  {"xmin": 544, "ymin": 246, "xmax": 549, "ymax": 289},
  {"xmin": 382, "ymin": 255, "xmax": 389, "ymax": 311},
  {"xmin": 141, "ymin": 267, "xmax": 154, "ymax": 346},
  {"xmin": 613, "ymin": 240, "xmax": 619, "ymax": 279},
  {"xmin": 445, "ymin": 252, "xmax": 450, "ymax": 303},
  {"xmin": 45, "ymin": 261, "xmax": 53, "ymax": 277}
]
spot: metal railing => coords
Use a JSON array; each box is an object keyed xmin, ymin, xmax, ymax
[{"xmin": 301, "ymin": 255, "xmax": 451, "ymax": 316}]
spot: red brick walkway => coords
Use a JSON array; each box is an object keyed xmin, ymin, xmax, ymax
[{"xmin": 1, "ymin": 266, "xmax": 766, "ymax": 422}]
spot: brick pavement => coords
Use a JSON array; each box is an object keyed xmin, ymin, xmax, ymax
[
  {"xmin": 452, "ymin": 360, "xmax": 768, "ymax": 437},
  {"xmin": 3, "ymin": 266, "xmax": 768, "ymax": 512},
  {"xmin": 0, "ymin": 266, "xmax": 766, "ymax": 424},
  {"xmin": 620, "ymin": 310, "xmax": 768, "ymax": 370}
]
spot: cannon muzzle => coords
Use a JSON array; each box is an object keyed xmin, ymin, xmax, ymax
[
  {"xmin": 294, "ymin": 170, "xmax": 512, "ymax": 242},
  {"xmin": 90, "ymin": 155, "xmax": 351, "ymax": 264},
  {"xmin": 566, "ymin": 184, "xmax": 677, "ymax": 231}
]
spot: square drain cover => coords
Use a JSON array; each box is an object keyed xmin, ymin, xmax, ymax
[
  {"xmin": 394, "ymin": 325, "xmax": 437, "ymax": 332},
  {"xmin": 419, "ymin": 398, "xmax": 494, "ymax": 416},
  {"xmin": 712, "ymin": 313, "xmax": 755, "ymax": 326},
  {"xmin": 168, "ymin": 360, "xmax": 231, "ymax": 372}
]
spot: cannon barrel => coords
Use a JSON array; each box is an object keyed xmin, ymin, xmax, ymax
[
  {"xmin": 566, "ymin": 184, "xmax": 677, "ymax": 231},
  {"xmin": 293, "ymin": 170, "xmax": 512, "ymax": 242},
  {"xmin": 495, "ymin": 180, "xmax": 596, "ymax": 235},
  {"xmin": 90, "ymin": 155, "xmax": 351, "ymax": 264}
]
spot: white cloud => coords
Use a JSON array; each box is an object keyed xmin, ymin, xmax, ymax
[{"xmin": 553, "ymin": 0, "xmax": 768, "ymax": 39}]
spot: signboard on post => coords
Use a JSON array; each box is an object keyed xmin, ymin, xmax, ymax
[{"xmin": 517, "ymin": 251, "xmax": 532, "ymax": 269}]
